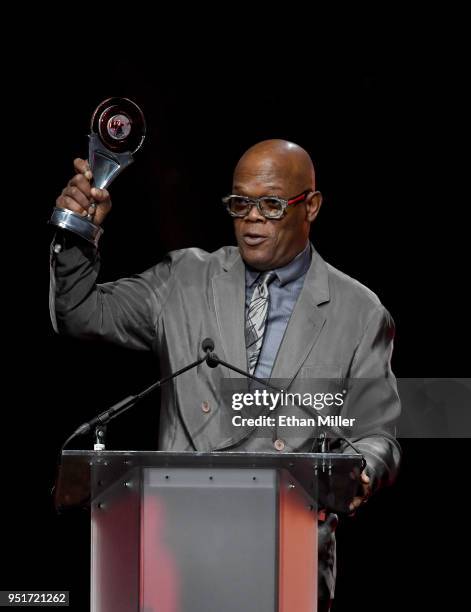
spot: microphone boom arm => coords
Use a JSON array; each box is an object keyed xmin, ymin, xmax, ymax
[{"xmin": 61, "ymin": 353, "xmax": 207, "ymax": 452}]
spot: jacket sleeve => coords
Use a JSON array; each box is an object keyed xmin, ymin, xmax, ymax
[
  {"xmin": 49, "ymin": 232, "xmax": 174, "ymax": 351},
  {"xmin": 339, "ymin": 305, "xmax": 402, "ymax": 493}
]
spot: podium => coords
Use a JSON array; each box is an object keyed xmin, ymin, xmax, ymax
[{"xmin": 56, "ymin": 450, "xmax": 363, "ymax": 612}]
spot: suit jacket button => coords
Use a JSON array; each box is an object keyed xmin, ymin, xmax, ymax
[
  {"xmin": 274, "ymin": 439, "xmax": 285, "ymax": 451},
  {"xmin": 201, "ymin": 401, "xmax": 211, "ymax": 413}
]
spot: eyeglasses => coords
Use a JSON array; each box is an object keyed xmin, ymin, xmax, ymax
[{"xmin": 222, "ymin": 189, "xmax": 314, "ymax": 219}]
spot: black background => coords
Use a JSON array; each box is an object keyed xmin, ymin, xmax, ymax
[{"xmin": 3, "ymin": 37, "xmax": 469, "ymax": 611}]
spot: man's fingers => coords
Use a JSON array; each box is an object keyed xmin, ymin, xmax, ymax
[
  {"xmin": 56, "ymin": 195, "xmax": 88, "ymax": 216},
  {"xmin": 94, "ymin": 197, "xmax": 112, "ymax": 222},
  {"xmin": 69, "ymin": 173, "xmax": 93, "ymax": 196},
  {"xmin": 91, "ymin": 187, "xmax": 110, "ymax": 203},
  {"xmin": 73, "ymin": 158, "xmax": 92, "ymax": 180},
  {"xmin": 349, "ymin": 497, "xmax": 364, "ymax": 512},
  {"xmin": 55, "ymin": 160, "xmax": 112, "ymax": 226},
  {"xmin": 349, "ymin": 470, "xmax": 370, "ymax": 486},
  {"xmin": 62, "ymin": 185, "xmax": 91, "ymax": 210}
]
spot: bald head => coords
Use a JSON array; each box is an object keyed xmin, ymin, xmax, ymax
[
  {"xmin": 233, "ymin": 139, "xmax": 316, "ymax": 195},
  {"xmin": 231, "ymin": 139, "xmax": 323, "ymax": 271}
]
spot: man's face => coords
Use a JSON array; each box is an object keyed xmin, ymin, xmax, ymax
[{"xmin": 232, "ymin": 166, "xmax": 319, "ymax": 270}]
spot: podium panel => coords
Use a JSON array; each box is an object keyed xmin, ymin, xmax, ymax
[
  {"xmin": 141, "ymin": 467, "xmax": 278, "ymax": 611},
  {"xmin": 56, "ymin": 451, "xmax": 363, "ymax": 612}
]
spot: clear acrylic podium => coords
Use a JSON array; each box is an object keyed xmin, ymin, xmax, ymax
[{"xmin": 55, "ymin": 450, "xmax": 363, "ymax": 612}]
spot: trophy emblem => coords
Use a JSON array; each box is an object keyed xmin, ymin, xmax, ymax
[{"xmin": 50, "ymin": 97, "xmax": 146, "ymax": 245}]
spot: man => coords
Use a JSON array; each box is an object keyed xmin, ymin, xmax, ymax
[{"xmin": 51, "ymin": 139, "xmax": 401, "ymax": 610}]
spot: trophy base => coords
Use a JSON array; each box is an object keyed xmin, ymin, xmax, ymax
[{"xmin": 49, "ymin": 208, "xmax": 104, "ymax": 246}]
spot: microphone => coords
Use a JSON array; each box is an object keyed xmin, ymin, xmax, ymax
[
  {"xmin": 202, "ymin": 337, "xmax": 220, "ymax": 367},
  {"xmin": 60, "ymin": 340, "xmax": 211, "ymax": 452},
  {"xmin": 202, "ymin": 338, "xmax": 214, "ymax": 353}
]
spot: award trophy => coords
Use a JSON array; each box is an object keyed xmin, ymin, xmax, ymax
[{"xmin": 50, "ymin": 97, "xmax": 146, "ymax": 245}]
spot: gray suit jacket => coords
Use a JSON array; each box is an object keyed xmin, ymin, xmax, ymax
[{"xmin": 50, "ymin": 237, "xmax": 401, "ymax": 599}]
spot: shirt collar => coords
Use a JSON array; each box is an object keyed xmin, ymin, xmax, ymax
[{"xmin": 245, "ymin": 241, "xmax": 312, "ymax": 288}]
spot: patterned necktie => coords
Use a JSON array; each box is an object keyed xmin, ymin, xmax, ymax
[{"xmin": 245, "ymin": 270, "xmax": 277, "ymax": 374}]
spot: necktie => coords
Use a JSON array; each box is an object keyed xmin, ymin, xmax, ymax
[{"xmin": 245, "ymin": 270, "xmax": 277, "ymax": 374}]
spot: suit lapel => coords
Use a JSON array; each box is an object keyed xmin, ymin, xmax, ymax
[
  {"xmin": 211, "ymin": 246, "xmax": 330, "ymax": 384},
  {"xmin": 270, "ymin": 247, "xmax": 330, "ymax": 383},
  {"xmin": 212, "ymin": 251, "xmax": 247, "ymax": 376},
  {"xmin": 209, "ymin": 246, "xmax": 331, "ymax": 449}
]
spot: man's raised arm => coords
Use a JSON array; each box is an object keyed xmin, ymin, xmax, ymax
[{"xmin": 50, "ymin": 158, "xmax": 173, "ymax": 352}]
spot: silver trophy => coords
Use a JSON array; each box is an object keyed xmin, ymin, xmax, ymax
[{"xmin": 50, "ymin": 97, "xmax": 146, "ymax": 245}]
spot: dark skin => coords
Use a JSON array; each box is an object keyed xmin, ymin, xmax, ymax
[
  {"xmin": 56, "ymin": 158, "xmax": 111, "ymax": 225},
  {"xmin": 232, "ymin": 139, "xmax": 322, "ymax": 271},
  {"xmin": 56, "ymin": 140, "xmax": 370, "ymax": 511}
]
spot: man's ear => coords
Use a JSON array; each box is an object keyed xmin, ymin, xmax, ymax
[{"xmin": 306, "ymin": 191, "xmax": 323, "ymax": 222}]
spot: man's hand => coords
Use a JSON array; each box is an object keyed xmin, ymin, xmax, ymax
[
  {"xmin": 56, "ymin": 158, "xmax": 112, "ymax": 226},
  {"xmin": 348, "ymin": 471, "xmax": 371, "ymax": 513}
]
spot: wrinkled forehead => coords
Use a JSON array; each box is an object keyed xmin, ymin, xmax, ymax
[{"xmin": 232, "ymin": 155, "xmax": 303, "ymax": 195}]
